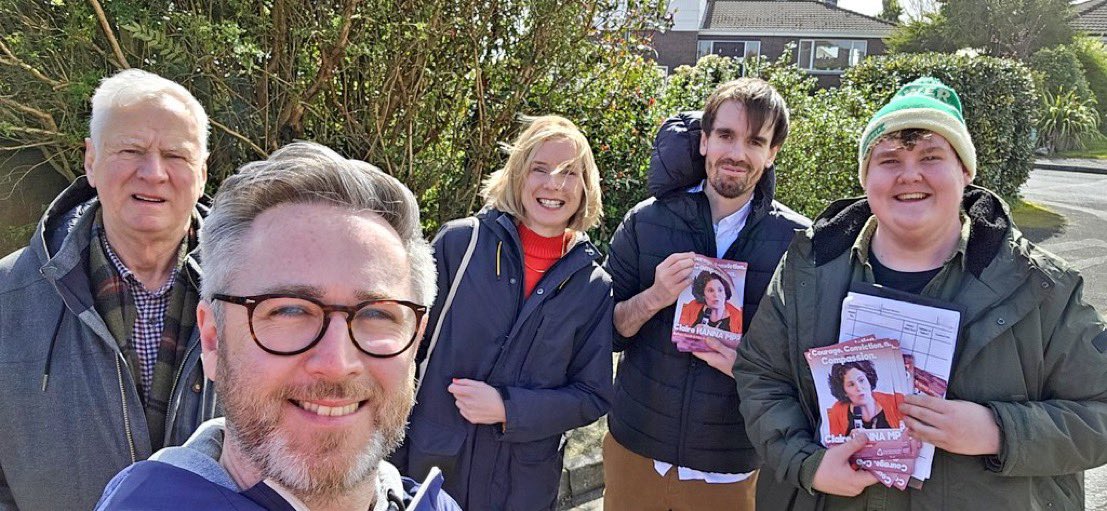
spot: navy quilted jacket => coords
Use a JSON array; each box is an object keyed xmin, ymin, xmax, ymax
[{"xmin": 603, "ymin": 112, "xmax": 810, "ymax": 473}]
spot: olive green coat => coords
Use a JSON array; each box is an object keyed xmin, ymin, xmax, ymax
[{"xmin": 734, "ymin": 187, "xmax": 1107, "ymax": 510}]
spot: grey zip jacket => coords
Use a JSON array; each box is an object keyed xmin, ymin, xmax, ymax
[{"xmin": 0, "ymin": 177, "xmax": 218, "ymax": 511}]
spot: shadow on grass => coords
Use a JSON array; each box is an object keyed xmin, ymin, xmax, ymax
[{"xmin": 1012, "ymin": 199, "xmax": 1066, "ymax": 244}]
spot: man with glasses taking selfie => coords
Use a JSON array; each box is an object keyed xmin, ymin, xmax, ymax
[{"xmin": 95, "ymin": 142, "xmax": 459, "ymax": 511}]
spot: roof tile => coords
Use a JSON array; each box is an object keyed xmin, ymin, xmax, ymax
[
  {"xmin": 704, "ymin": 0, "xmax": 895, "ymax": 34},
  {"xmin": 1075, "ymin": 0, "xmax": 1107, "ymax": 35}
]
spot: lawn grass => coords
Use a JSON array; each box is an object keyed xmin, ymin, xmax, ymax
[
  {"xmin": 1055, "ymin": 136, "xmax": 1107, "ymax": 159},
  {"xmin": 1010, "ymin": 199, "xmax": 1066, "ymax": 234}
]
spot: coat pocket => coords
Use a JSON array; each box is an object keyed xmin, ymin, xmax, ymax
[
  {"xmin": 407, "ymin": 415, "xmax": 467, "ymax": 482},
  {"xmin": 504, "ymin": 434, "xmax": 565, "ymax": 510}
]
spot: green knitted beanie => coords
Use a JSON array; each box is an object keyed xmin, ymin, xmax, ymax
[{"xmin": 857, "ymin": 77, "xmax": 976, "ymax": 185}]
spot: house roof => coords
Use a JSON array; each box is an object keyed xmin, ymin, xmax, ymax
[
  {"xmin": 1075, "ymin": 0, "xmax": 1107, "ymax": 36},
  {"xmin": 703, "ymin": 0, "xmax": 895, "ymax": 38}
]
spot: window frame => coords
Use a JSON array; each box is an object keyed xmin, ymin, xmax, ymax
[
  {"xmin": 797, "ymin": 38, "xmax": 868, "ymax": 74},
  {"xmin": 696, "ymin": 39, "xmax": 762, "ymax": 61}
]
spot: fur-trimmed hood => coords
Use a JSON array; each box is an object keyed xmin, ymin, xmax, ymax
[{"xmin": 808, "ymin": 185, "xmax": 1010, "ymax": 278}]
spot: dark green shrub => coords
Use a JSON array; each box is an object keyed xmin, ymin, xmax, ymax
[
  {"xmin": 749, "ymin": 54, "xmax": 875, "ymax": 217},
  {"xmin": 769, "ymin": 85, "xmax": 875, "ymax": 216},
  {"xmin": 1028, "ymin": 45, "xmax": 1101, "ymax": 151},
  {"xmin": 1071, "ymin": 36, "xmax": 1107, "ymax": 134},
  {"xmin": 843, "ymin": 52, "xmax": 1039, "ymax": 200},
  {"xmin": 654, "ymin": 54, "xmax": 747, "ymax": 115},
  {"xmin": 1029, "ymin": 45, "xmax": 1093, "ymax": 100}
]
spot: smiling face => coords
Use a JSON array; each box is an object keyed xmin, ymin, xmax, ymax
[
  {"xmin": 196, "ymin": 202, "xmax": 420, "ymax": 498},
  {"xmin": 843, "ymin": 367, "xmax": 873, "ymax": 406},
  {"xmin": 703, "ymin": 278, "xmax": 727, "ymax": 311},
  {"xmin": 519, "ymin": 138, "xmax": 584, "ymax": 237},
  {"xmin": 864, "ymin": 131, "xmax": 970, "ymax": 247},
  {"xmin": 700, "ymin": 100, "xmax": 781, "ymax": 205},
  {"xmin": 85, "ymin": 97, "xmax": 207, "ymax": 245}
]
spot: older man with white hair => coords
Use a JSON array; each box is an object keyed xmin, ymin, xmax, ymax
[
  {"xmin": 96, "ymin": 142, "xmax": 459, "ymax": 511},
  {"xmin": 0, "ymin": 69, "xmax": 218, "ymax": 510}
]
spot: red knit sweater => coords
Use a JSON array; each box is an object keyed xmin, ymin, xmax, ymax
[{"xmin": 518, "ymin": 223, "xmax": 570, "ymax": 298}]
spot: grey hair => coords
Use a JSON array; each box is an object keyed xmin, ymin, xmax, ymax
[
  {"xmin": 200, "ymin": 141, "xmax": 436, "ymax": 307},
  {"xmin": 89, "ymin": 69, "xmax": 210, "ymax": 155}
]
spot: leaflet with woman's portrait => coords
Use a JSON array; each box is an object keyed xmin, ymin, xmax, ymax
[
  {"xmin": 805, "ymin": 336, "xmax": 920, "ymax": 489},
  {"xmin": 670, "ymin": 255, "xmax": 747, "ymax": 352}
]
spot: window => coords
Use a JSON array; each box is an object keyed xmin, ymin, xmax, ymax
[
  {"xmin": 797, "ymin": 39, "xmax": 867, "ymax": 72},
  {"xmin": 697, "ymin": 40, "xmax": 762, "ymax": 61}
]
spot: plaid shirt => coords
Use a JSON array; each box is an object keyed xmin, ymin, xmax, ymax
[{"xmin": 100, "ymin": 235, "xmax": 179, "ymax": 399}]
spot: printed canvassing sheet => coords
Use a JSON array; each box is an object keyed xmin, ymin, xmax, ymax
[{"xmin": 838, "ymin": 283, "xmax": 962, "ymax": 485}]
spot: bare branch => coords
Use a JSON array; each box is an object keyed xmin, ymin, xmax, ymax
[
  {"xmin": 209, "ymin": 118, "xmax": 267, "ymax": 158},
  {"xmin": 3, "ymin": 126, "xmax": 65, "ymax": 139},
  {"xmin": 0, "ymin": 96, "xmax": 58, "ymax": 131},
  {"xmin": 88, "ymin": 0, "xmax": 130, "ymax": 69},
  {"xmin": 37, "ymin": 146, "xmax": 80, "ymax": 183},
  {"xmin": 278, "ymin": 0, "xmax": 362, "ymax": 139},
  {"xmin": 0, "ymin": 141, "xmax": 56, "ymax": 151},
  {"xmin": 0, "ymin": 40, "xmax": 66, "ymax": 89},
  {"xmin": 301, "ymin": 0, "xmax": 361, "ymax": 103}
]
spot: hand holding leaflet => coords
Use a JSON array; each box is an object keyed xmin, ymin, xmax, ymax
[
  {"xmin": 899, "ymin": 394, "xmax": 1001, "ymax": 456},
  {"xmin": 670, "ymin": 255, "xmax": 748, "ymax": 352},
  {"xmin": 692, "ymin": 337, "xmax": 738, "ymax": 378},
  {"xmin": 805, "ymin": 336, "xmax": 917, "ymax": 490},
  {"xmin": 838, "ymin": 283, "xmax": 963, "ymax": 484},
  {"xmin": 812, "ymin": 434, "xmax": 881, "ymax": 497}
]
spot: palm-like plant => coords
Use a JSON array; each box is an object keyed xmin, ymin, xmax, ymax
[{"xmin": 1038, "ymin": 89, "xmax": 1101, "ymax": 152}]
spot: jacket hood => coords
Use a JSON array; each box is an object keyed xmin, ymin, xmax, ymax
[
  {"xmin": 31, "ymin": 176, "xmax": 99, "ymax": 265},
  {"xmin": 809, "ymin": 185, "xmax": 1010, "ymax": 277},
  {"xmin": 648, "ymin": 111, "xmax": 780, "ymax": 218}
]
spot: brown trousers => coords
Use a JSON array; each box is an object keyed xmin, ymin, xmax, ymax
[{"xmin": 601, "ymin": 432, "xmax": 758, "ymax": 511}]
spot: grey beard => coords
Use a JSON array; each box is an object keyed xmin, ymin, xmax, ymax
[{"xmin": 217, "ymin": 350, "xmax": 414, "ymax": 501}]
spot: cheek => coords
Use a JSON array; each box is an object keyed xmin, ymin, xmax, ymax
[
  {"xmin": 522, "ymin": 178, "xmax": 540, "ymax": 199},
  {"xmin": 369, "ymin": 359, "xmax": 413, "ymax": 394},
  {"xmin": 570, "ymin": 185, "xmax": 584, "ymax": 206}
]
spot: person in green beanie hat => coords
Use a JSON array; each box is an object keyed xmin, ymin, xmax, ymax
[{"xmin": 733, "ymin": 76, "xmax": 1107, "ymax": 510}]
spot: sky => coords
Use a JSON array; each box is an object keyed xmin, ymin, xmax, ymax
[
  {"xmin": 836, "ymin": 0, "xmax": 1086, "ymax": 18},
  {"xmin": 837, "ymin": 0, "xmax": 882, "ymax": 17}
]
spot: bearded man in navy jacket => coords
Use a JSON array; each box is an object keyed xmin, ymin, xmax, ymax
[
  {"xmin": 96, "ymin": 142, "xmax": 459, "ymax": 511},
  {"xmin": 602, "ymin": 78, "xmax": 810, "ymax": 510}
]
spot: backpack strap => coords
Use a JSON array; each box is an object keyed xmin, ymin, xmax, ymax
[{"xmin": 415, "ymin": 217, "xmax": 479, "ymax": 394}]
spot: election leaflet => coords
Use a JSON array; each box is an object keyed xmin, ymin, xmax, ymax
[
  {"xmin": 805, "ymin": 336, "xmax": 920, "ymax": 490},
  {"xmin": 670, "ymin": 255, "xmax": 747, "ymax": 353}
]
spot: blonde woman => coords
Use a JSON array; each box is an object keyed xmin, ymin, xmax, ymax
[{"xmin": 394, "ymin": 116, "xmax": 613, "ymax": 510}]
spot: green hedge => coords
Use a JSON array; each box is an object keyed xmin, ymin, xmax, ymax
[
  {"xmin": 1030, "ymin": 45, "xmax": 1093, "ymax": 100},
  {"xmin": 1071, "ymin": 36, "xmax": 1107, "ymax": 134},
  {"xmin": 656, "ymin": 54, "xmax": 871, "ymax": 218},
  {"xmin": 770, "ymin": 85, "xmax": 874, "ymax": 216},
  {"xmin": 843, "ymin": 52, "xmax": 1039, "ymax": 200}
]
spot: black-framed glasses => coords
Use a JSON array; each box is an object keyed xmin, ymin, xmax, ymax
[{"xmin": 212, "ymin": 293, "xmax": 427, "ymax": 358}]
